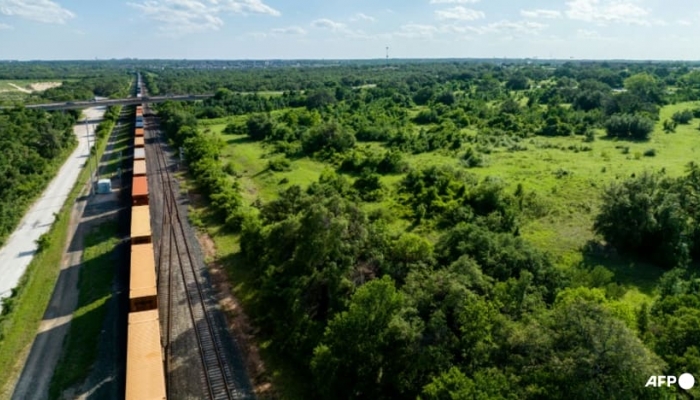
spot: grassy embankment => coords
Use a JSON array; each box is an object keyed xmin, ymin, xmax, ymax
[
  {"xmin": 48, "ymin": 221, "xmax": 120, "ymax": 399},
  {"xmin": 188, "ymin": 101, "xmax": 700, "ymax": 398},
  {"xmin": 48, "ymin": 116, "xmax": 130, "ymax": 398},
  {"xmin": 0, "ymin": 109, "xmax": 121, "ymax": 397}
]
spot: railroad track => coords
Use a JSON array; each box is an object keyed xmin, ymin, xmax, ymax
[{"xmin": 144, "ymin": 102, "xmax": 241, "ymax": 400}]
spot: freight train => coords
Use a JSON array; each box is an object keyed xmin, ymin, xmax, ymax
[{"xmin": 125, "ymin": 102, "xmax": 167, "ymax": 400}]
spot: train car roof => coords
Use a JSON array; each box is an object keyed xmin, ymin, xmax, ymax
[
  {"xmin": 133, "ymin": 176, "xmax": 148, "ymax": 197},
  {"xmin": 133, "ymin": 159, "xmax": 147, "ymax": 176},
  {"xmin": 130, "ymin": 243, "xmax": 157, "ymax": 299},
  {"xmin": 126, "ymin": 309, "xmax": 166, "ymax": 400},
  {"xmin": 131, "ymin": 205, "xmax": 151, "ymax": 238}
]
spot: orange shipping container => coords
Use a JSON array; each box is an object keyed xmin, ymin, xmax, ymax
[
  {"xmin": 134, "ymin": 137, "xmax": 145, "ymax": 147},
  {"xmin": 129, "ymin": 243, "xmax": 158, "ymax": 312},
  {"xmin": 132, "ymin": 176, "xmax": 148, "ymax": 206},
  {"xmin": 133, "ymin": 159, "xmax": 147, "ymax": 176},
  {"xmin": 131, "ymin": 205, "xmax": 151, "ymax": 244},
  {"xmin": 125, "ymin": 310, "xmax": 166, "ymax": 400},
  {"xmin": 135, "ymin": 128, "xmax": 144, "ymax": 137}
]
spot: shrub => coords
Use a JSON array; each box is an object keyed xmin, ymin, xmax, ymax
[
  {"xmin": 605, "ymin": 114, "xmax": 654, "ymax": 140},
  {"xmin": 671, "ymin": 109, "xmax": 693, "ymax": 125},
  {"xmin": 663, "ymin": 119, "xmax": 677, "ymax": 133},
  {"xmin": 644, "ymin": 148, "xmax": 657, "ymax": 157},
  {"xmin": 268, "ymin": 157, "xmax": 292, "ymax": 172}
]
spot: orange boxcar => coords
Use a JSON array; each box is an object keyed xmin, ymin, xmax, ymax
[
  {"xmin": 135, "ymin": 127, "xmax": 145, "ymax": 137},
  {"xmin": 125, "ymin": 310, "xmax": 166, "ymax": 400},
  {"xmin": 132, "ymin": 176, "xmax": 148, "ymax": 206},
  {"xmin": 131, "ymin": 205, "xmax": 151, "ymax": 244},
  {"xmin": 129, "ymin": 243, "xmax": 158, "ymax": 312}
]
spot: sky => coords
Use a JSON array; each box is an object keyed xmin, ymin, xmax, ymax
[{"xmin": 0, "ymin": 0, "xmax": 698, "ymax": 60}]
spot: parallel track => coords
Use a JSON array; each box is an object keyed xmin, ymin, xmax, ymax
[{"xmin": 144, "ymin": 101, "xmax": 239, "ymax": 400}]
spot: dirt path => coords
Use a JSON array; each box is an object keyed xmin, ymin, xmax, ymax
[{"xmin": 6, "ymin": 83, "xmax": 31, "ymax": 93}]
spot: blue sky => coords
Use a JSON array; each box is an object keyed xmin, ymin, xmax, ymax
[{"xmin": 0, "ymin": 0, "xmax": 698, "ymax": 60}]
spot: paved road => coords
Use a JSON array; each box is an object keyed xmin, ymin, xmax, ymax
[{"xmin": 0, "ymin": 106, "xmax": 106, "ymax": 310}]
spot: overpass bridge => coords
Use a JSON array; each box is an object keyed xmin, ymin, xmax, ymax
[{"xmin": 13, "ymin": 94, "xmax": 215, "ymax": 111}]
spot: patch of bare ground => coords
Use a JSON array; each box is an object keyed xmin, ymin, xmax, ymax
[
  {"xmin": 190, "ymin": 193, "xmax": 276, "ymax": 399},
  {"xmin": 29, "ymin": 82, "xmax": 61, "ymax": 91}
]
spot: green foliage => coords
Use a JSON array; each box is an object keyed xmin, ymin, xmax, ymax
[
  {"xmin": 662, "ymin": 119, "xmax": 677, "ymax": 133},
  {"xmin": 671, "ymin": 109, "xmax": 693, "ymax": 124},
  {"xmin": 593, "ymin": 170, "xmax": 700, "ymax": 268},
  {"xmin": 0, "ymin": 108, "xmax": 77, "ymax": 246},
  {"xmin": 604, "ymin": 114, "xmax": 654, "ymax": 140},
  {"xmin": 246, "ymin": 113, "xmax": 275, "ymax": 141},
  {"xmin": 301, "ymin": 121, "xmax": 356, "ymax": 156},
  {"xmin": 157, "ymin": 102, "xmax": 243, "ymax": 230}
]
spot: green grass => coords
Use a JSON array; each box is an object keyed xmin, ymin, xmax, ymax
[
  {"xmin": 220, "ymin": 132, "xmax": 327, "ymax": 204},
  {"xmin": 48, "ymin": 220, "xmax": 119, "ymax": 399},
  {"xmin": 0, "ymin": 111, "xmax": 117, "ymax": 397},
  {"xmin": 102, "ymin": 122, "xmax": 131, "ymax": 177}
]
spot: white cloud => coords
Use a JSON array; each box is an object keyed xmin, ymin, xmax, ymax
[
  {"xmin": 565, "ymin": 0, "xmax": 651, "ymax": 25},
  {"xmin": 430, "ymin": 0, "xmax": 480, "ymax": 3},
  {"xmin": 0, "ymin": 0, "xmax": 74, "ymax": 24},
  {"xmin": 270, "ymin": 26, "xmax": 306, "ymax": 35},
  {"xmin": 245, "ymin": 31, "xmax": 267, "ymax": 39},
  {"xmin": 0, "ymin": 22, "xmax": 12, "ymax": 29},
  {"xmin": 394, "ymin": 23, "xmax": 439, "ymax": 39},
  {"xmin": 677, "ymin": 19, "xmax": 691, "ymax": 26},
  {"xmin": 311, "ymin": 18, "xmax": 347, "ymax": 31},
  {"xmin": 445, "ymin": 20, "xmax": 547, "ymax": 35},
  {"xmin": 128, "ymin": 0, "xmax": 279, "ymax": 36},
  {"xmin": 577, "ymin": 29, "xmax": 601, "ymax": 38},
  {"xmin": 217, "ymin": 0, "xmax": 280, "ymax": 16},
  {"xmin": 350, "ymin": 12, "xmax": 375, "ymax": 22},
  {"xmin": 521, "ymin": 9, "xmax": 561, "ymax": 19},
  {"xmin": 435, "ymin": 6, "xmax": 485, "ymax": 21}
]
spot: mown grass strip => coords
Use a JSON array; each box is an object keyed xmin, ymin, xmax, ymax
[
  {"xmin": 0, "ymin": 111, "xmax": 118, "ymax": 397},
  {"xmin": 48, "ymin": 220, "xmax": 119, "ymax": 399}
]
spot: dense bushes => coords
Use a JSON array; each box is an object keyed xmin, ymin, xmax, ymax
[
  {"xmin": 594, "ymin": 165, "xmax": 700, "ymax": 268},
  {"xmin": 671, "ymin": 109, "xmax": 693, "ymax": 124},
  {"xmin": 301, "ymin": 121, "xmax": 356, "ymax": 156},
  {"xmin": 604, "ymin": 114, "xmax": 654, "ymax": 140},
  {"xmin": 157, "ymin": 102, "xmax": 243, "ymax": 229}
]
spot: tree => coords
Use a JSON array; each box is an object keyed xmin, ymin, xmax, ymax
[
  {"xmin": 306, "ymin": 89, "xmax": 337, "ymax": 109},
  {"xmin": 624, "ymin": 72, "xmax": 665, "ymax": 105},
  {"xmin": 311, "ymin": 276, "xmax": 412, "ymax": 399},
  {"xmin": 593, "ymin": 172, "xmax": 691, "ymax": 268},
  {"xmin": 302, "ymin": 121, "xmax": 356, "ymax": 155},
  {"xmin": 245, "ymin": 113, "xmax": 274, "ymax": 141},
  {"xmin": 506, "ymin": 299, "xmax": 668, "ymax": 400},
  {"xmin": 505, "ymin": 74, "xmax": 529, "ymax": 91}
]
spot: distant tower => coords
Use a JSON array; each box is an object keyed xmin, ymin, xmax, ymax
[{"xmin": 386, "ymin": 46, "xmax": 389, "ymax": 65}]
